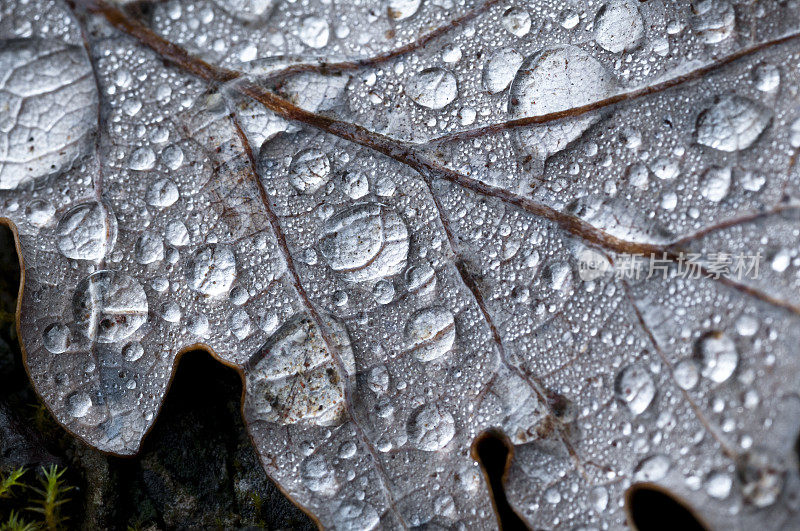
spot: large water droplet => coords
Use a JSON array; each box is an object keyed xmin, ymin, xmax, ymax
[
  {"xmin": 0, "ymin": 39, "xmax": 97, "ymax": 189},
  {"xmin": 696, "ymin": 95, "xmax": 771, "ymax": 152},
  {"xmin": 289, "ymin": 149, "xmax": 331, "ymax": 194},
  {"xmin": 298, "ymin": 16, "xmax": 330, "ymax": 49},
  {"xmin": 697, "ymin": 331, "xmax": 738, "ymax": 383},
  {"xmin": 406, "ymin": 403, "xmax": 455, "ymax": 451},
  {"xmin": 73, "ymin": 271, "xmax": 148, "ymax": 343},
  {"xmin": 388, "ymin": 0, "xmax": 421, "ymax": 20},
  {"xmin": 482, "ymin": 48, "xmax": 523, "ymax": 94},
  {"xmin": 66, "ymin": 391, "xmax": 92, "ymax": 418},
  {"xmin": 405, "ymin": 68, "xmax": 458, "ymax": 110},
  {"xmin": 187, "ymin": 244, "xmax": 237, "ymax": 296},
  {"xmin": 301, "ymin": 454, "xmax": 338, "ymax": 495},
  {"xmin": 509, "ymin": 46, "xmax": 618, "ymax": 165},
  {"xmin": 56, "ymin": 202, "xmax": 116, "ymax": 261},
  {"xmin": 405, "ymin": 306, "xmax": 456, "ymax": 362},
  {"xmin": 43, "ymin": 323, "xmax": 70, "ymax": 354},
  {"xmin": 614, "ymin": 364, "xmax": 655, "ymax": 415},
  {"xmin": 245, "ymin": 315, "xmax": 354, "ymax": 426},
  {"xmin": 691, "ymin": 0, "xmax": 735, "ymax": 44},
  {"xmin": 502, "ymin": 7, "xmax": 531, "ymax": 37},
  {"xmin": 319, "ymin": 203, "xmax": 409, "ymax": 282},
  {"xmin": 594, "ymin": 0, "xmax": 644, "ymax": 53}
]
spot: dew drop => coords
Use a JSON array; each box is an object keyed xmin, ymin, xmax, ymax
[
  {"xmin": 187, "ymin": 245, "xmax": 237, "ymax": 296},
  {"xmin": 614, "ymin": 364, "xmax": 655, "ymax": 415},
  {"xmin": 43, "ymin": 323, "xmax": 70, "ymax": 354},
  {"xmin": 405, "ymin": 306, "xmax": 456, "ymax": 362},
  {"xmin": 406, "ymin": 403, "xmax": 455, "ymax": 451},
  {"xmin": 319, "ymin": 203, "xmax": 409, "ymax": 282},
  {"xmin": 73, "ymin": 271, "xmax": 148, "ymax": 343},
  {"xmin": 405, "ymin": 68, "xmax": 458, "ymax": 110},
  {"xmin": 56, "ymin": 202, "xmax": 116, "ymax": 261},
  {"xmin": 696, "ymin": 95, "xmax": 771, "ymax": 152},
  {"xmin": 501, "ymin": 7, "xmax": 531, "ymax": 37},
  {"xmin": 289, "ymin": 149, "xmax": 331, "ymax": 194},
  {"xmin": 697, "ymin": 331, "xmax": 738, "ymax": 383},
  {"xmin": 594, "ymin": 0, "xmax": 644, "ymax": 53}
]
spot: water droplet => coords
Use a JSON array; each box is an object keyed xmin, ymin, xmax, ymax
[
  {"xmin": 405, "ymin": 68, "xmax": 458, "ymax": 110},
  {"xmin": 165, "ymin": 220, "xmax": 190, "ymax": 246},
  {"xmin": 289, "ymin": 149, "xmax": 331, "ymax": 194},
  {"xmin": 66, "ymin": 391, "xmax": 92, "ymax": 418},
  {"xmin": 343, "ymin": 171, "xmax": 368, "ymax": 199},
  {"xmin": 187, "ymin": 245, "xmax": 236, "ymax": 296},
  {"xmin": 129, "ymin": 146, "xmax": 156, "ymax": 171},
  {"xmin": 367, "ymin": 364, "xmax": 390, "ymax": 394},
  {"xmin": 187, "ymin": 313, "xmax": 210, "ymax": 336},
  {"xmin": 123, "ymin": 342, "xmax": 144, "ymax": 362},
  {"xmin": 558, "ymin": 9, "xmax": 579, "ymax": 29},
  {"xmin": 705, "ymin": 471, "xmax": 732, "ymax": 499},
  {"xmin": 594, "ymin": 0, "xmax": 644, "ymax": 53},
  {"xmin": 334, "ymin": 501, "xmax": 379, "ymax": 530},
  {"xmin": 737, "ymin": 450, "xmax": 784, "ymax": 508},
  {"xmin": 634, "ymin": 454, "xmax": 671, "ymax": 481},
  {"xmin": 649, "ymin": 157, "xmax": 679, "ymax": 180},
  {"xmin": 135, "ymin": 231, "xmax": 164, "ymax": 264},
  {"xmin": 299, "ymin": 16, "xmax": 329, "ymax": 49},
  {"xmin": 301, "ymin": 454, "xmax": 338, "ymax": 495},
  {"xmin": 245, "ymin": 315, "xmax": 354, "ymax": 426},
  {"xmin": 405, "ymin": 263, "xmax": 436, "ymax": 295},
  {"xmin": 589, "ymin": 486, "xmax": 608, "ymax": 512},
  {"xmin": 26, "ymin": 200, "xmax": 55, "ymax": 227},
  {"xmin": 697, "ymin": 331, "xmax": 738, "ymax": 383},
  {"xmin": 691, "ymin": 0, "xmax": 735, "ymax": 44},
  {"xmin": 73, "ymin": 271, "xmax": 148, "ymax": 343},
  {"xmin": 339, "ymin": 441, "xmax": 357, "ymax": 459},
  {"xmin": 699, "ymin": 166, "xmax": 731, "ymax": 202},
  {"xmin": 388, "ymin": 0, "xmax": 421, "ymax": 20},
  {"xmin": 509, "ymin": 46, "xmax": 618, "ymax": 163},
  {"xmin": 614, "ymin": 364, "xmax": 655, "ymax": 415},
  {"xmin": 319, "ymin": 203, "xmax": 409, "ymax": 282},
  {"xmin": 372, "ymin": 279, "xmax": 395, "ymax": 304},
  {"xmin": 160, "ymin": 144, "xmax": 184, "ymax": 170},
  {"xmin": 57, "ymin": 202, "xmax": 116, "ymax": 261},
  {"xmin": 43, "ymin": 323, "xmax": 70, "ymax": 354},
  {"xmin": 482, "ymin": 48, "xmax": 523, "ymax": 94},
  {"xmin": 406, "ymin": 403, "xmax": 455, "ymax": 451},
  {"xmin": 214, "ymin": 0, "xmax": 274, "ymax": 20},
  {"xmin": 229, "ymin": 308, "xmax": 252, "ymax": 340},
  {"xmin": 735, "ymin": 314, "xmax": 758, "ymax": 337},
  {"xmin": 146, "ymin": 178, "xmax": 180, "ymax": 208},
  {"xmin": 405, "ymin": 306, "xmax": 456, "ymax": 362},
  {"xmin": 753, "ymin": 64, "xmax": 780, "ymax": 92},
  {"xmin": 502, "ymin": 7, "xmax": 531, "ymax": 37},
  {"xmin": 696, "ymin": 95, "xmax": 771, "ymax": 152},
  {"xmin": 673, "ymin": 359, "xmax": 699, "ymax": 390}
]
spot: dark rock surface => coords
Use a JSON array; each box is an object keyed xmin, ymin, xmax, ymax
[{"xmin": 0, "ymin": 226, "xmax": 314, "ymax": 529}]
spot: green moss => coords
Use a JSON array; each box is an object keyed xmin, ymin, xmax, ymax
[
  {"xmin": 26, "ymin": 466, "xmax": 73, "ymax": 530},
  {"xmin": 0, "ymin": 469, "xmax": 26, "ymax": 500},
  {"xmin": 1, "ymin": 510, "xmax": 37, "ymax": 531}
]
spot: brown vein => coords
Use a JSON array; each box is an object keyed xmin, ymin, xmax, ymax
[
  {"xmin": 261, "ymin": 0, "xmax": 503, "ymax": 82},
  {"xmin": 620, "ymin": 279, "xmax": 739, "ymax": 460},
  {"xmin": 421, "ymin": 173, "xmax": 587, "ymax": 476},
  {"xmin": 428, "ymin": 30, "xmax": 800, "ymax": 145},
  {"xmin": 75, "ymin": 0, "xmax": 800, "ymax": 313},
  {"xmin": 228, "ymin": 113, "xmax": 409, "ymax": 528}
]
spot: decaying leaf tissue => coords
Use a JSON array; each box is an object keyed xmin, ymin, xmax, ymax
[{"xmin": 1, "ymin": 0, "xmax": 800, "ymax": 528}]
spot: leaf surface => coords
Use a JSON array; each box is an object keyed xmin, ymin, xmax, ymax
[{"xmin": 2, "ymin": 0, "xmax": 800, "ymax": 527}]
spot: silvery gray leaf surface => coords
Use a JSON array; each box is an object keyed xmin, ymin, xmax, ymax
[{"xmin": 2, "ymin": 0, "xmax": 800, "ymax": 527}]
